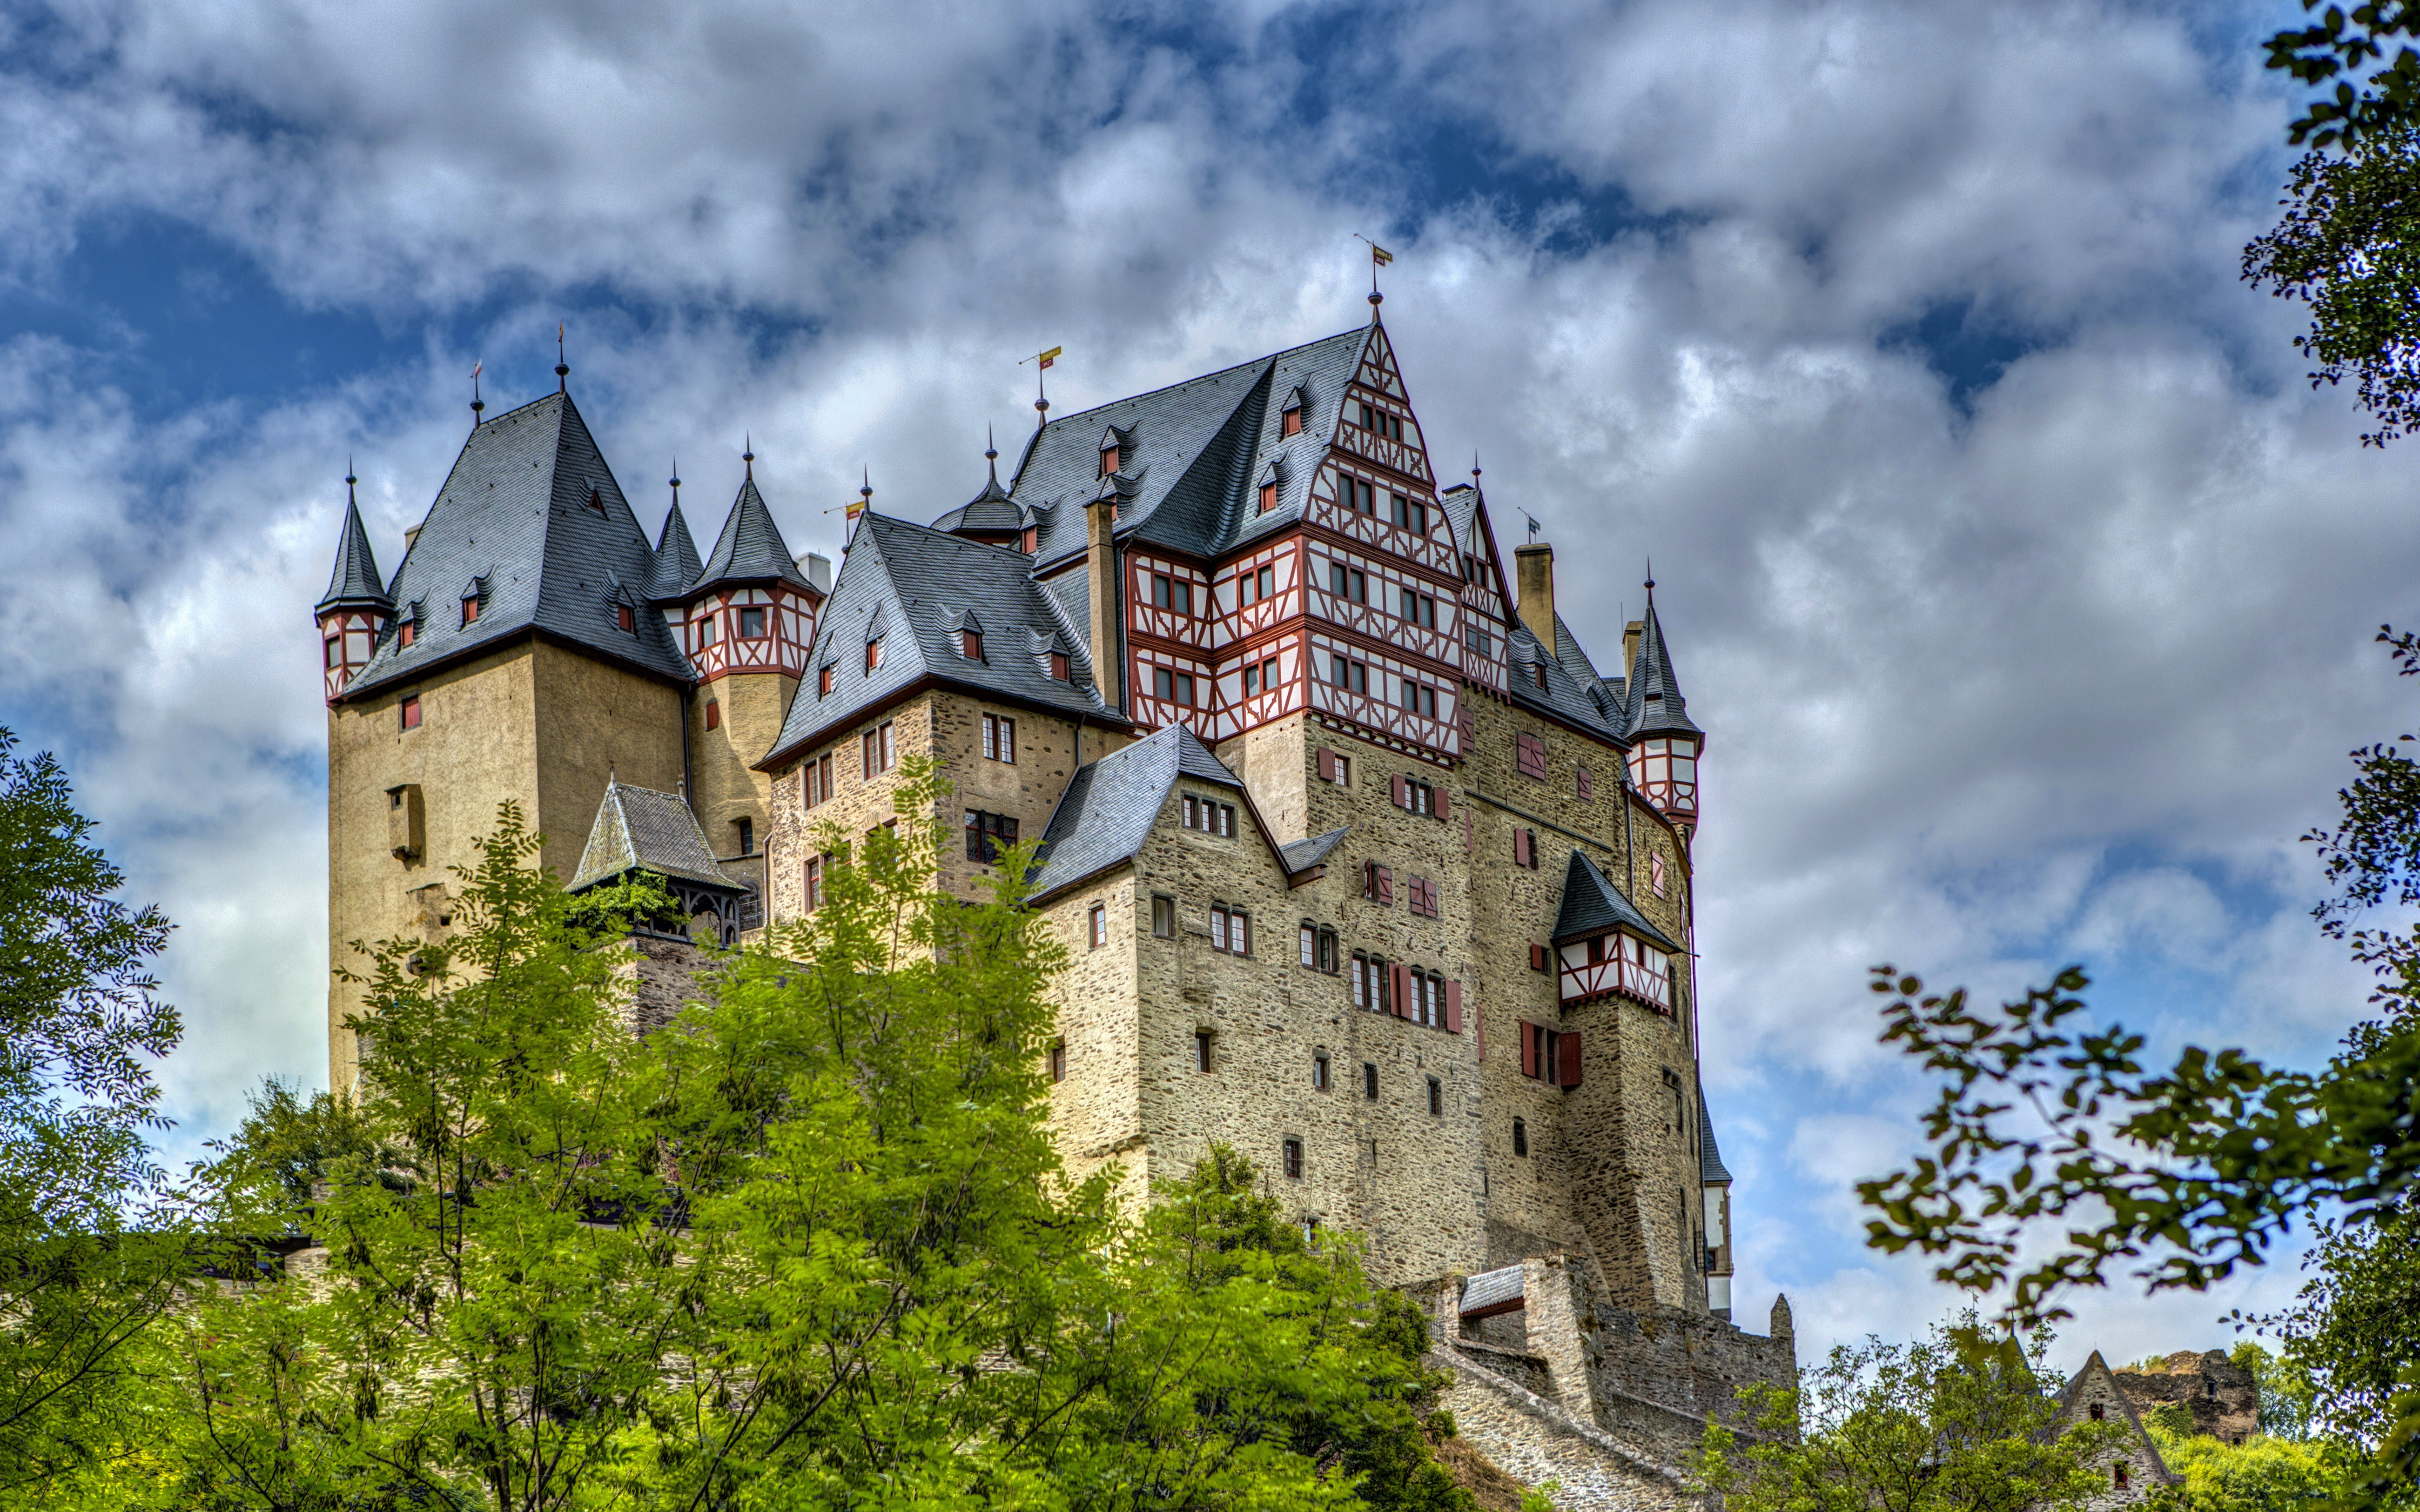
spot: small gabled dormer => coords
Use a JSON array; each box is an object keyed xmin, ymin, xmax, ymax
[
  {"xmin": 948, "ymin": 608, "xmax": 985, "ymax": 662},
  {"xmin": 1552, "ymin": 850, "xmax": 1681, "ymax": 1016},
  {"xmin": 1280, "ymin": 384, "xmax": 1309, "ymax": 438},
  {"xmin": 1256, "ymin": 459, "xmax": 1284, "ymax": 515},
  {"xmin": 1097, "ymin": 424, "xmax": 1133, "ymax": 478},
  {"xmin": 459, "ymin": 573, "xmax": 491, "ymax": 627}
]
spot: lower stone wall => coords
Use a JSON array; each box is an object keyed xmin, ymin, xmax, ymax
[
  {"xmin": 1585, "ymin": 1298, "xmax": 1796, "ymax": 1445},
  {"xmin": 1432, "ymin": 1343, "xmax": 1697, "ymax": 1512}
]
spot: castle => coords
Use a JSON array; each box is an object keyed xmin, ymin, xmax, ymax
[{"xmin": 315, "ymin": 307, "xmax": 1792, "ymax": 1505}]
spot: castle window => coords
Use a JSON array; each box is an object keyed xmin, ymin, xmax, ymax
[
  {"xmin": 1408, "ymin": 876, "xmax": 1439, "ymax": 919},
  {"xmin": 1258, "ymin": 482, "xmax": 1278, "ymax": 513},
  {"xmin": 982, "ymin": 714, "xmax": 1015, "ymax": 763},
  {"xmin": 1516, "ymin": 733, "xmax": 1546, "ymax": 779},
  {"xmin": 1049, "ymin": 1040, "xmax": 1066, "ymax": 1082},
  {"xmin": 965, "ymin": 810, "xmax": 1019, "ymax": 864},
  {"xmin": 819, "ymin": 665, "xmax": 836, "ymax": 696},
  {"xmin": 1398, "ymin": 679, "xmax": 1437, "ymax": 718},
  {"xmin": 1312, "ymin": 1054, "xmax": 1330, "ymax": 1091},
  {"xmin": 1021, "ymin": 526, "xmax": 1038, "ymax": 553},
  {"xmin": 1282, "ymin": 408, "xmax": 1303, "ymax": 438},
  {"xmin": 399, "ymin": 619, "xmax": 417, "ymax": 649},
  {"xmin": 2113, "ymin": 1466, "xmax": 2127, "ymax": 1492},
  {"xmin": 1154, "ymin": 668, "xmax": 1196, "ymax": 707},
  {"xmin": 1362, "ymin": 861, "xmax": 1393, "ymax": 905},
  {"xmin": 1300, "ymin": 923, "xmax": 1316, "ymax": 967},
  {"xmin": 705, "ymin": 700, "xmax": 721, "ymax": 731},
  {"xmin": 1243, "ymin": 663, "xmax": 1259, "ymax": 698},
  {"xmin": 1391, "ymin": 494, "xmax": 1427, "ymax": 533},
  {"xmin": 1089, "ymin": 903, "xmax": 1107, "ymax": 949},
  {"xmin": 1520, "ymin": 1022, "xmax": 1582, "ymax": 1088},
  {"xmin": 1464, "ymin": 622, "xmax": 1491, "ymax": 658},
  {"xmin": 1531, "ymin": 662, "xmax": 1548, "ymax": 690},
  {"xmin": 1512, "ymin": 1117, "xmax": 1528, "ymax": 1157},
  {"xmin": 1427, "ymin": 1077, "xmax": 1442, "ymax": 1115},
  {"xmin": 698, "ymin": 616, "xmax": 719, "ymax": 648},
  {"xmin": 1328, "ymin": 562, "xmax": 1367, "ymax": 603},
  {"xmin": 1331, "ymin": 656, "xmax": 1366, "ymax": 695},
  {"xmin": 1339, "ymin": 476, "xmax": 1375, "ymax": 515},
  {"xmin": 1399, "ymin": 588, "xmax": 1436, "ymax": 628},
  {"xmin": 735, "ymin": 818, "xmax": 754, "ymax": 856},
  {"xmin": 1049, "ymin": 651, "xmax": 1071, "ymax": 682},
  {"xmin": 461, "ymin": 595, "xmax": 480, "ymax": 625},
  {"xmin": 1513, "ymin": 828, "xmax": 1538, "ymax": 869},
  {"xmin": 961, "ymin": 629, "xmax": 983, "ymax": 659},
  {"xmin": 862, "ymin": 720, "xmax": 894, "ymax": 777},
  {"xmin": 1100, "ymin": 444, "xmax": 1121, "ymax": 477},
  {"xmin": 2090, "ymin": 1404, "xmax": 2104, "ymax": 1423},
  {"xmin": 323, "ymin": 636, "xmax": 342, "ymax": 669},
  {"xmin": 1150, "ymin": 574, "xmax": 1194, "ymax": 615},
  {"xmin": 1282, "ymin": 1137, "xmax": 1303, "ymax": 1179},
  {"xmin": 618, "ymin": 603, "xmax": 637, "ymax": 634},
  {"xmin": 1318, "ymin": 749, "xmax": 1351, "ymax": 786},
  {"xmin": 803, "ymin": 854, "xmax": 825, "ymax": 910},
  {"xmin": 806, "ymin": 753, "xmax": 834, "ymax": 809},
  {"xmin": 1362, "ymin": 1062, "xmax": 1378, "ymax": 1099},
  {"xmin": 1210, "ymin": 904, "xmax": 1250, "ymax": 955},
  {"xmin": 1577, "ymin": 766, "xmax": 1593, "ymax": 803},
  {"xmin": 1182, "ymin": 794, "xmax": 1235, "ymax": 837},
  {"xmin": 865, "ymin": 636, "xmax": 883, "ymax": 671},
  {"xmin": 1152, "ymin": 895, "xmax": 1176, "ymax": 938},
  {"xmin": 1530, "ymin": 943, "xmax": 1550, "ymax": 972},
  {"xmin": 741, "ymin": 607, "xmax": 766, "ymax": 638},
  {"xmin": 400, "ymin": 695, "xmax": 422, "ymax": 731},
  {"xmin": 1196, "ymin": 1031, "xmax": 1213, "ymax": 1073}
]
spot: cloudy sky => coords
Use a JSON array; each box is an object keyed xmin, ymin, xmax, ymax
[{"xmin": 0, "ymin": 0, "xmax": 2401, "ymax": 1370}]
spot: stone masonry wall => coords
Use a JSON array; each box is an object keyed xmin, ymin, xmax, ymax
[{"xmin": 2113, "ymin": 1351, "xmax": 2259, "ymax": 1445}]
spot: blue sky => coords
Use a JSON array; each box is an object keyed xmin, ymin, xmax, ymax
[{"xmin": 0, "ymin": 0, "xmax": 2401, "ymax": 1372}]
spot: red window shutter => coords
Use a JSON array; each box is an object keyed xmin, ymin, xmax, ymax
[
  {"xmin": 1435, "ymin": 786, "xmax": 1451, "ymax": 822},
  {"xmin": 1520, "ymin": 1021, "xmax": 1539, "ymax": 1077},
  {"xmin": 1391, "ymin": 963, "xmax": 1412, "ymax": 1018},
  {"xmin": 1377, "ymin": 866, "xmax": 1394, "ymax": 906},
  {"xmin": 1445, "ymin": 980, "xmax": 1463, "ymax": 1035},
  {"xmin": 1513, "ymin": 828, "xmax": 1529, "ymax": 868},
  {"xmin": 1318, "ymin": 748, "xmax": 1337, "ymax": 782},
  {"xmin": 1392, "ymin": 772, "xmax": 1408, "ymax": 809},
  {"xmin": 1557, "ymin": 1032, "xmax": 1583, "ymax": 1089},
  {"xmin": 1529, "ymin": 943, "xmax": 1549, "ymax": 972},
  {"xmin": 1577, "ymin": 767, "xmax": 1593, "ymax": 803}
]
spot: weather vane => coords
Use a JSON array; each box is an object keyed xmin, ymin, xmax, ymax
[
  {"xmin": 1354, "ymin": 234, "xmax": 1393, "ymax": 306},
  {"xmin": 1021, "ymin": 346, "xmax": 1062, "ymax": 427}
]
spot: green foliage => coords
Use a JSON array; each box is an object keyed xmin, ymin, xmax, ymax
[
  {"xmin": 1516, "ymin": 1480, "xmax": 1560, "ymax": 1512},
  {"xmin": 0, "ymin": 725, "xmax": 187, "ymax": 1496},
  {"xmin": 135, "ymin": 763, "xmax": 1480, "ymax": 1512},
  {"xmin": 2229, "ymin": 1344, "xmax": 2321, "ymax": 1444},
  {"xmin": 1857, "ymin": 633, "xmax": 2420, "ymax": 1506},
  {"xmin": 2263, "ymin": 2, "xmax": 2420, "ymax": 149},
  {"xmin": 2144, "ymin": 1421, "xmax": 2343, "ymax": 1512},
  {"xmin": 1693, "ymin": 1315, "xmax": 2120, "ymax": 1512}
]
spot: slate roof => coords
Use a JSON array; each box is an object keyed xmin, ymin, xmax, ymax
[
  {"xmin": 694, "ymin": 476, "xmax": 813, "ymax": 594},
  {"xmin": 338, "ymin": 393, "xmax": 695, "ymax": 698},
  {"xmin": 760, "ymin": 512, "xmax": 1118, "ymax": 769},
  {"xmin": 317, "ymin": 495, "xmax": 392, "ymax": 615},
  {"xmin": 1000, "ymin": 326, "xmax": 1371, "ymax": 581},
  {"xmin": 1551, "ymin": 848, "xmax": 1680, "ymax": 951},
  {"xmin": 648, "ymin": 496, "xmax": 703, "ymax": 602},
  {"xmin": 1280, "ymin": 825, "xmax": 1351, "ymax": 872},
  {"xmin": 568, "ymin": 779, "xmax": 744, "ymax": 894},
  {"xmin": 1624, "ymin": 598, "xmax": 1701, "ymax": 741},
  {"xmin": 1507, "ymin": 622, "xmax": 1625, "ymax": 742},
  {"xmin": 929, "ymin": 446, "xmax": 1027, "ymax": 535},
  {"xmin": 1026, "ymin": 724, "xmax": 1249, "ymax": 899},
  {"xmin": 1698, "ymin": 1092, "xmax": 1733, "ymax": 1184}
]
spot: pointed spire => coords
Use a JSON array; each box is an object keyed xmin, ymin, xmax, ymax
[
  {"xmin": 470, "ymin": 361, "xmax": 484, "ymax": 428},
  {"xmin": 692, "ymin": 463, "xmax": 811, "ymax": 596},
  {"xmin": 744, "ymin": 434, "xmax": 754, "ymax": 481},
  {"xmin": 1471, "ymin": 451, "xmax": 1481, "ymax": 487},
  {"xmin": 1625, "ymin": 590, "xmax": 1701, "ymax": 741},
  {"xmin": 987, "ymin": 425, "xmax": 1000, "ymax": 485},
  {"xmin": 555, "ymin": 322, "xmax": 569, "ymax": 393},
  {"xmin": 317, "ymin": 468, "xmax": 392, "ymax": 616},
  {"xmin": 649, "ymin": 462, "xmax": 702, "ymax": 602}
]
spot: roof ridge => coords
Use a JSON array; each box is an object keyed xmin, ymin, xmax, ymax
[{"xmin": 1028, "ymin": 328, "xmax": 1365, "ymax": 436}]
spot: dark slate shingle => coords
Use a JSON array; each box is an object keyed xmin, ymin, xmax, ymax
[
  {"xmin": 1026, "ymin": 724, "xmax": 1253, "ymax": 900},
  {"xmin": 1698, "ymin": 1092, "xmax": 1733, "ymax": 1184},
  {"xmin": 569, "ymin": 779, "xmax": 743, "ymax": 893},
  {"xmin": 648, "ymin": 497, "xmax": 704, "ymax": 602},
  {"xmin": 1279, "ymin": 825, "xmax": 1351, "ymax": 872},
  {"xmin": 1507, "ymin": 622, "xmax": 1624, "ymax": 742},
  {"xmin": 1623, "ymin": 598, "xmax": 1701, "ymax": 741},
  {"xmin": 317, "ymin": 496, "xmax": 391, "ymax": 614},
  {"xmin": 695, "ymin": 476, "xmax": 812, "ymax": 593},
  {"xmin": 1551, "ymin": 847, "xmax": 1679, "ymax": 951},
  {"xmin": 341, "ymin": 393, "xmax": 694, "ymax": 698}
]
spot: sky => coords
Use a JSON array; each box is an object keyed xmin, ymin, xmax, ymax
[{"xmin": 0, "ymin": 0, "xmax": 2403, "ymax": 1375}]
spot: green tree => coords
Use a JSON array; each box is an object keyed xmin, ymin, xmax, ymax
[
  {"xmin": 2228, "ymin": 1343, "xmax": 2320, "ymax": 1444},
  {"xmin": 2142, "ymin": 1419, "xmax": 2342, "ymax": 1512},
  {"xmin": 1692, "ymin": 1316, "xmax": 2118, "ymax": 1512},
  {"xmin": 0, "ymin": 725, "xmax": 185, "ymax": 1496},
  {"xmin": 1855, "ymin": 632, "xmax": 2420, "ymax": 1505}
]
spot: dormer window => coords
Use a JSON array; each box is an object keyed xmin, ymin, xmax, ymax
[
  {"xmin": 1282, "ymin": 409, "xmax": 1303, "ymax": 437},
  {"xmin": 1259, "ymin": 482, "xmax": 1277, "ymax": 512},
  {"xmin": 616, "ymin": 603, "xmax": 636, "ymax": 633},
  {"xmin": 865, "ymin": 636, "xmax": 883, "ymax": 671},
  {"xmin": 462, "ymin": 595, "xmax": 481, "ymax": 626},
  {"xmin": 1099, "ymin": 444, "xmax": 1121, "ymax": 476},
  {"xmin": 819, "ymin": 665, "xmax": 835, "ymax": 696},
  {"xmin": 1021, "ymin": 526, "xmax": 1038, "ymax": 553},
  {"xmin": 588, "ymin": 486, "xmax": 605, "ymax": 514},
  {"xmin": 398, "ymin": 618, "xmax": 417, "ymax": 649},
  {"xmin": 961, "ymin": 629, "xmax": 983, "ymax": 659},
  {"xmin": 1049, "ymin": 651, "xmax": 1071, "ymax": 682}
]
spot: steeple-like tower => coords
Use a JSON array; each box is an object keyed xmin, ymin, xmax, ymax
[
  {"xmin": 666, "ymin": 452, "xmax": 827, "ymax": 891},
  {"xmin": 316, "ymin": 470, "xmax": 391, "ymax": 703},
  {"xmin": 1622, "ymin": 589, "xmax": 1702, "ymax": 834}
]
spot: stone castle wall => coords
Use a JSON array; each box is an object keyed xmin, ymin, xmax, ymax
[{"xmin": 2113, "ymin": 1350, "xmax": 2259, "ymax": 1445}]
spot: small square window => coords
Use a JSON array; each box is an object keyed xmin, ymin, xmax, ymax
[
  {"xmin": 740, "ymin": 607, "xmax": 766, "ymax": 638},
  {"xmin": 1049, "ymin": 651, "xmax": 1071, "ymax": 682},
  {"xmin": 400, "ymin": 695, "xmax": 422, "ymax": 730},
  {"xmin": 1152, "ymin": 895, "xmax": 1176, "ymax": 938}
]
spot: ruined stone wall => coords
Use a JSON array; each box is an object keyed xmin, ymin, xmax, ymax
[{"xmin": 2114, "ymin": 1351, "xmax": 2259, "ymax": 1445}]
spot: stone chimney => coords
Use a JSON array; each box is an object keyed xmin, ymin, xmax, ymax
[
  {"xmin": 1515, "ymin": 542, "xmax": 1555, "ymax": 648},
  {"xmin": 1622, "ymin": 619, "xmax": 1645, "ymax": 677},
  {"xmin": 1086, "ymin": 495, "xmax": 1122, "ymax": 708}
]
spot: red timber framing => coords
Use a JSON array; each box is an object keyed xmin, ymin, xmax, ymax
[
  {"xmin": 320, "ymin": 609, "xmax": 383, "ymax": 702},
  {"xmin": 1558, "ymin": 931, "xmax": 1674, "ymax": 1015},
  {"xmin": 670, "ymin": 583, "xmax": 821, "ymax": 684}
]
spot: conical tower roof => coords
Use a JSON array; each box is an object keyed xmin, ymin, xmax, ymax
[
  {"xmin": 316, "ymin": 493, "xmax": 391, "ymax": 615},
  {"xmin": 1624, "ymin": 597, "xmax": 1701, "ymax": 741},
  {"xmin": 694, "ymin": 475, "xmax": 812, "ymax": 594},
  {"xmin": 649, "ymin": 498, "xmax": 703, "ymax": 602}
]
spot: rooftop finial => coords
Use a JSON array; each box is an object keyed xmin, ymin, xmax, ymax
[
  {"xmin": 1645, "ymin": 557, "xmax": 1655, "ymax": 597},
  {"xmin": 860, "ymin": 466, "xmax": 873, "ymax": 504},
  {"xmin": 470, "ymin": 361, "xmax": 484, "ymax": 428},
  {"xmin": 346, "ymin": 456, "xmax": 357, "ymax": 506},
  {"xmin": 1356, "ymin": 235, "xmax": 1393, "ymax": 314},
  {"xmin": 1022, "ymin": 346, "xmax": 1061, "ymax": 428},
  {"xmin": 670, "ymin": 459, "xmax": 681, "ymax": 505},
  {"xmin": 985, "ymin": 424, "xmax": 1001, "ymax": 485},
  {"xmin": 743, "ymin": 433, "xmax": 754, "ymax": 481},
  {"xmin": 555, "ymin": 321, "xmax": 568, "ymax": 393},
  {"xmin": 1471, "ymin": 451, "xmax": 1481, "ymax": 486}
]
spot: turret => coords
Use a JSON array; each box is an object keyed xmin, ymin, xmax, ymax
[
  {"xmin": 1622, "ymin": 583, "xmax": 1701, "ymax": 834},
  {"xmin": 315, "ymin": 468, "xmax": 391, "ymax": 703}
]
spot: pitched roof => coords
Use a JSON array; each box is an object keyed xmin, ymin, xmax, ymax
[
  {"xmin": 1552, "ymin": 848, "xmax": 1680, "ymax": 951},
  {"xmin": 1507, "ymin": 622, "xmax": 1626, "ymax": 742},
  {"xmin": 928, "ymin": 445, "xmax": 1027, "ymax": 536},
  {"xmin": 648, "ymin": 496, "xmax": 703, "ymax": 602},
  {"xmin": 1698, "ymin": 1092, "xmax": 1733, "ymax": 1184},
  {"xmin": 316, "ymin": 496, "xmax": 392, "ymax": 615},
  {"xmin": 1280, "ymin": 825, "xmax": 1352, "ymax": 872},
  {"xmin": 2055, "ymin": 1352, "xmax": 2180, "ymax": 1482},
  {"xmin": 1624, "ymin": 598, "xmax": 1701, "ymax": 740},
  {"xmin": 1026, "ymin": 724, "xmax": 1247, "ymax": 899},
  {"xmin": 338, "ymin": 393, "xmax": 695, "ymax": 698},
  {"xmin": 1002, "ymin": 327, "xmax": 1371, "ymax": 582},
  {"xmin": 760, "ymin": 512, "xmax": 1118, "ymax": 769},
  {"xmin": 568, "ymin": 779, "xmax": 743, "ymax": 894},
  {"xmin": 694, "ymin": 475, "xmax": 813, "ymax": 593}
]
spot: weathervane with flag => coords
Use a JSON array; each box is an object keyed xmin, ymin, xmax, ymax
[
  {"xmin": 1021, "ymin": 345, "xmax": 1062, "ymax": 427},
  {"xmin": 1356, "ymin": 234, "xmax": 1393, "ymax": 305}
]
